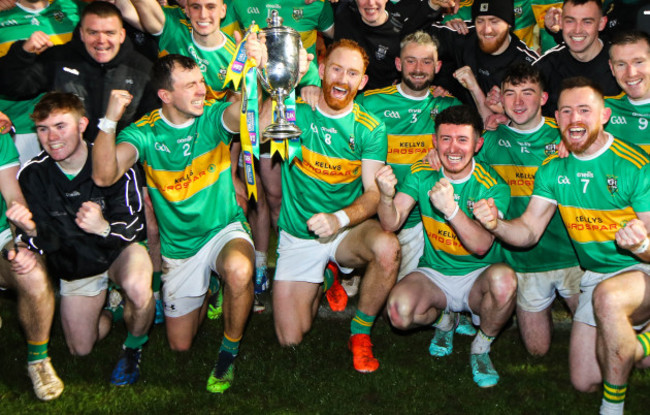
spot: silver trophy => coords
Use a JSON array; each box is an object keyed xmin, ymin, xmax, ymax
[{"xmin": 258, "ymin": 10, "xmax": 303, "ymax": 141}]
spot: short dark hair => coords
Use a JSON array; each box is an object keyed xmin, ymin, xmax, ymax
[
  {"xmin": 501, "ymin": 62, "xmax": 545, "ymax": 91},
  {"xmin": 434, "ymin": 105, "xmax": 483, "ymax": 138},
  {"xmin": 31, "ymin": 92, "xmax": 86, "ymax": 123},
  {"xmin": 80, "ymin": 1, "xmax": 123, "ymax": 27},
  {"xmin": 558, "ymin": 76, "xmax": 604, "ymax": 101},
  {"xmin": 609, "ymin": 30, "xmax": 650, "ymax": 57},
  {"xmin": 151, "ymin": 54, "xmax": 199, "ymax": 92},
  {"xmin": 562, "ymin": 0, "xmax": 603, "ymax": 15}
]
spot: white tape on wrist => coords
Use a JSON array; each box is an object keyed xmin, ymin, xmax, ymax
[
  {"xmin": 633, "ymin": 238, "xmax": 649, "ymax": 254},
  {"xmin": 444, "ymin": 204, "xmax": 460, "ymax": 221},
  {"xmin": 99, "ymin": 224, "xmax": 111, "ymax": 238},
  {"xmin": 98, "ymin": 117, "xmax": 117, "ymax": 134},
  {"xmin": 334, "ymin": 210, "xmax": 350, "ymax": 228}
]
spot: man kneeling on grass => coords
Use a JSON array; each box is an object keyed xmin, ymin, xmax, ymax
[
  {"xmin": 13, "ymin": 92, "xmax": 154, "ymax": 386},
  {"xmin": 376, "ymin": 105, "xmax": 517, "ymax": 388}
]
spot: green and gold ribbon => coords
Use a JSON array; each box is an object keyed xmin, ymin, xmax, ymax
[{"xmin": 270, "ymin": 91, "xmax": 302, "ymax": 162}]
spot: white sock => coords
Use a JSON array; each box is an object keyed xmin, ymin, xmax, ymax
[
  {"xmin": 471, "ymin": 330, "xmax": 495, "ymax": 354},
  {"xmin": 600, "ymin": 399, "xmax": 624, "ymax": 415},
  {"xmin": 433, "ymin": 311, "xmax": 455, "ymax": 332},
  {"xmin": 255, "ymin": 250, "xmax": 267, "ymax": 268}
]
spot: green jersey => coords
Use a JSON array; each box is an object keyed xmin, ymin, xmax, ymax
[
  {"xmin": 0, "ymin": 134, "xmax": 20, "ymax": 233},
  {"xmin": 533, "ymin": 135, "xmax": 650, "ymax": 273},
  {"xmin": 117, "ymin": 100, "xmax": 247, "ymax": 259},
  {"xmin": 605, "ymin": 92, "xmax": 650, "ymax": 153},
  {"xmin": 443, "ymin": 0, "xmax": 536, "ymax": 49},
  {"xmin": 479, "ymin": 117, "xmax": 579, "ymax": 272},
  {"xmin": 279, "ymin": 100, "xmax": 387, "ymax": 239},
  {"xmin": 0, "ymin": 0, "xmax": 83, "ymax": 134},
  {"xmin": 399, "ymin": 160, "xmax": 510, "ymax": 275},
  {"xmin": 158, "ymin": 6, "xmax": 236, "ymax": 100},
  {"xmin": 224, "ymin": 0, "xmax": 334, "ymax": 56},
  {"xmin": 357, "ymin": 84, "xmax": 461, "ymax": 229}
]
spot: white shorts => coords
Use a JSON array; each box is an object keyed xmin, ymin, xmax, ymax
[
  {"xmin": 516, "ymin": 266, "xmax": 583, "ymax": 312},
  {"xmin": 274, "ymin": 229, "xmax": 353, "ymax": 283},
  {"xmin": 14, "ymin": 133, "xmax": 41, "ymax": 166},
  {"xmin": 0, "ymin": 228, "xmax": 12, "ymax": 249},
  {"xmin": 415, "ymin": 265, "xmax": 487, "ymax": 326},
  {"xmin": 60, "ymin": 273, "xmax": 109, "ymax": 297},
  {"xmin": 397, "ymin": 223, "xmax": 424, "ymax": 281},
  {"xmin": 575, "ymin": 263, "xmax": 650, "ymax": 327},
  {"xmin": 161, "ymin": 222, "xmax": 253, "ymax": 318}
]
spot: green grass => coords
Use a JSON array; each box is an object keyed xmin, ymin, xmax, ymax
[{"xmin": 1, "ymin": 291, "xmax": 649, "ymax": 414}]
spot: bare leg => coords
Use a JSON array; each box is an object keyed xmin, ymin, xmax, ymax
[
  {"xmin": 517, "ymin": 307, "xmax": 553, "ymax": 356},
  {"xmin": 569, "ymin": 321, "xmax": 601, "ymax": 392},
  {"xmin": 272, "ymin": 280, "xmax": 321, "ymax": 345},
  {"xmin": 468, "ymin": 264, "xmax": 517, "ymax": 337},
  {"xmin": 386, "ymin": 272, "xmax": 447, "ymax": 330},
  {"xmin": 60, "ymin": 292, "xmax": 106, "ymax": 356}
]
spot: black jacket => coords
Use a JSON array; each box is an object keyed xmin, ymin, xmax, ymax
[
  {"xmin": 17, "ymin": 149, "xmax": 146, "ymax": 281},
  {"xmin": 0, "ymin": 35, "xmax": 157, "ymax": 142}
]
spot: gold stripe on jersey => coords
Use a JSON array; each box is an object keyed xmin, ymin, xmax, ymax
[
  {"xmin": 558, "ymin": 205, "xmax": 636, "ymax": 243},
  {"xmin": 605, "ymin": 91, "xmax": 626, "ymax": 100},
  {"xmin": 542, "ymin": 154, "xmax": 559, "ymax": 166},
  {"xmin": 180, "ymin": 19, "xmax": 192, "ymax": 30},
  {"xmin": 473, "ymin": 163, "xmax": 498, "ymax": 188},
  {"xmin": 410, "ymin": 160, "xmax": 433, "ymax": 174},
  {"xmin": 386, "ymin": 134, "xmax": 434, "ymax": 165},
  {"xmin": 135, "ymin": 110, "xmax": 163, "ymax": 128},
  {"xmin": 363, "ymin": 86, "xmax": 397, "ymax": 97},
  {"xmin": 144, "ymin": 142, "xmax": 231, "ymax": 203},
  {"xmin": 301, "ymin": 30, "xmax": 317, "ymax": 51},
  {"xmin": 610, "ymin": 139, "xmax": 650, "ymax": 169},
  {"xmin": 353, "ymin": 104, "xmax": 381, "ymax": 131},
  {"xmin": 422, "ymin": 216, "xmax": 471, "ymax": 256},
  {"xmin": 294, "ymin": 147, "xmax": 362, "ymax": 185},
  {"xmin": 223, "ymin": 38, "xmax": 236, "ymax": 55},
  {"xmin": 543, "ymin": 117, "xmax": 558, "ymax": 128},
  {"xmin": 492, "ymin": 165, "xmax": 538, "ymax": 197},
  {"xmin": 0, "ymin": 33, "xmax": 73, "ymax": 58}
]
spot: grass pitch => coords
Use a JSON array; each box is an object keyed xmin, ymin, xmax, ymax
[{"xmin": 1, "ymin": 291, "xmax": 649, "ymax": 414}]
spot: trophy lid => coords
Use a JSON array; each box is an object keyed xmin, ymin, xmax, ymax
[{"xmin": 267, "ymin": 10, "xmax": 283, "ymax": 27}]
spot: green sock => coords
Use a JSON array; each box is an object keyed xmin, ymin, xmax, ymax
[
  {"xmin": 209, "ymin": 273, "xmax": 221, "ymax": 295},
  {"xmin": 152, "ymin": 271, "xmax": 162, "ymax": 293},
  {"xmin": 350, "ymin": 310, "xmax": 375, "ymax": 336},
  {"xmin": 124, "ymin": 332, "xmax": 148, "ymax": 350},
  {"xmin": 220, "ymin": 333, "xmax": 241, "ymax": 356},
  {"xmin": 637, "ymin": 332, "xmax": 650, "ymax": 357},
  {"xmin": 603, "ymin": 381, "xmax": 627, "ymax": 404},
  {"xmin": 323, "ymin": 266, "xmax": 335, "ymax": 292},
  {"xmin": 27, "ymin": 340, "xmax": 49, "ymax": 363}
]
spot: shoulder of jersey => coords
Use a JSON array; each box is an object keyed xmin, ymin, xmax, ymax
[
  {"xmin": 363, "ymin": 85, "xmax": 398, "ymax": 98},
  {"xmin": 543, "ymin": 116, "xmax": 558, "ymax": 128},
  {"xmin": 410, "ymin": 160, "xmax": 434, "ymax": 174},
  {"xmin": 473, "ymin": 161, "xmax": 501, "ymax": 189},
  {"xmin": 610, "ymin": 138, "xmax": 650, "ymax": 169},
  {"xmin": 135, "ymin": 109, "xmax": 162, "ymax": 128},
  {"xmin": 353, "ymin": 103, "xmax": 382, "ymax": 131},
  {"xmin": 604, "ymin": 91, "xmax": 627, "ymax": 101}
]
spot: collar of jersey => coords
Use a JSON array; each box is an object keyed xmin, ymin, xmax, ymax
[
  {"xmin": 16, "ymin": 2, "xmax": 46, "ymax": 14},
  {"xmin": 628, "ymin": 94, "xmax": 650, "ymax": 106},
  {"xmin": 160, "ymin": 109, "xmax": 196, "ymax": 129},
  {"xmin": 571, "ymin": 133, "xmax": 613, "ymax": 162},
  {"xmin": 506, "ymin": 116, "xmax": 545, "ymax": 135},
  {"xmin": 316, "ymin": 103, "xmax": 352, "ymax": 119},
  {"xmin": 191, "ymin": 30, "xmax": 227, "ymax": 52},
  {"xmin": 397, "ymin": 84, "xmax": 429, "ymax": 101},
  {"xmin": 441, "ymin": 158, "xmax": 475, "ymax": 184}
]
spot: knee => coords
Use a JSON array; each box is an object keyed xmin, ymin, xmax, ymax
[
  {"xmin": 372, "ymin": 232, "xmax": 401, "ymax": 273},
  {"xmin": 168, "ymin": 337, "xmax": 193, "ymax": 352},
  {"xmin": 223, "ymin": 257, "xmax": 254, "ymax": 292},
  {"xmin": 16, "ymin": 266, "xmax": 52, "ymax": 299},
  {"xmin": 387, "ymin": 293, "xmax": 414, "ymax": 330},
  {"xmin": 593, "ymin": 280, "xmax": 625, "ymax": 321},
  {"xmin": 275, "ymin": 324, "xmax": 305, "ymax": 347},
  {"xmin": 68, "ymin": 341, "xmax": 94, "ymax": 357},
  {"xmin": 488, "ymin": 265, "xmax": 517, "ymax": 305},
  {"xmin": 571, "ymin": 374, "xmax": 600, "ymax": 393},
  {"xmin": 121, "ymin": 278, "xmax": 153, "ymax": 310}
]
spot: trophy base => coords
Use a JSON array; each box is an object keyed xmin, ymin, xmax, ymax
[{"xmin": 261, "ymin": 123, "xmax": 302, "ymax": 142}]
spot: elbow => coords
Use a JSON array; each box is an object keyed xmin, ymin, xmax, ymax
[{"xmin": 92, "ymin": 173, "xmax": 115, "ymax": 188}]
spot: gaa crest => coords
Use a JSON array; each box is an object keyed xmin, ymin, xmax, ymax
[
  {"xmin": 606, "ymin": 175, "xmax": 618, "ymax": 195},
  {"xmin": 349, "ymin": 136, "xmax": 356, "ymax": 151},
  {"xmin": 218, "ymin": 67, "xmax": 227, "ymax": 81},
  {"xmin": 544, "ymin": 143, "xmax": 557, "ymax": 156},
  {"xmin": 375, "ymin": 45, "xmax": 388, "ymax": 60},
  {"xmin": 466, "ymin": 199, "xmax": 475, "ymax": 212},
  {"xmin": 54, "ymin": 11, "xmax": 65, "ymax": 22},
  {"xmin": 292, "ymin": 8, "xmax": 303, "ymax": 21}
]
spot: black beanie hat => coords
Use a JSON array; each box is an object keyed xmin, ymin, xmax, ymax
[{"xmin": 471, "ymin": 0, "xmax": 515, "ymax": 26}]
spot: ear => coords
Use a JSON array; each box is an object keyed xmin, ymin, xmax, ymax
[
  {"xmin": 357, "ymin": 74, "xmax": 369, "ymax": 91},
  {"xmin": 395, "ymin": 56, "xmax": 402, "ymax": 72},
  {"xmin": 158, "ymin": 89, "xmax": 172, "ymax": 104},
  {"xmin": 318, "ymin": 61, "xmax": 325, "ymax": 81},
  {"xmin": 119, "ymin": 27, "xmax": 126, "ymax": 45},
  {"xmin": 602, "ymin": 105, "xmax": 612, "ymax": 125},
  {"xmin": 540, "ymin": 91, "xmax": 549, "ymax": 107},
  {"xmin": 598, "ymin": 15, "xmax": 607, "ymax": 32},
  {"xmin": 474, "ymin": 135, "xmax": 484, "ymax": 153},
  {"xmin": 435, "ymin": 59, "xmax": 442, "ymax": 74},
  {"xmin": 78, "ymin": 116, "xmax": 89, "ymax": 134}
]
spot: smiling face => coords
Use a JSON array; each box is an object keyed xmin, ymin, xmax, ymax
[
  {"xmin": 79, "ymin": 14, "xmax": 125, "ymax": 63},
  {"xmin": 556, "ymin": 86, "xmax": 611, "ymax": 156},
  {"xmin": 355, "ymin": 0, "xmax": 389, "ymax": 26},
  {"xmin": 475, "ymin": 15, "xmax": 510, "ymax": 55},
  {"xmin": 35, "ymin": 110, "xmax": 88, "ymax": 164},
  {"xmin": 502, "ymin": 80, "xmax": 548, "ymax": 129},
  {"xmin": 435, "ymin": 123, "xmax": 483, "ymax": 180},
  {"xmin": 319, "ymin": 47, "xmax": 368, "ymax": 112},
  {"xmin": 185, "ymin": 0, "xmax": 225, "ymax": 38},
  {"xmin": 160, "ymin": 64, "xmax": 207, "ymax": 123},
  {"xmin": 396, "ymin": 42, "xmax": 440, "ymax": 94},
  {"xmin": 561, "ymin": 1, "xmax": 606, "ymax": 60},
  {"xmin": 609, "ymin": 40, "xmax": 650, "ymax": 100}
]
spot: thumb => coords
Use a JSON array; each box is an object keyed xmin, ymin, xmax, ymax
[
  {"xmin": 7, "ymin": 247, "xmax": 17, "ymax": 261},
  {"xmin": 234, "ymin": 29, "xmax": 243, "ymax": 45},
  {"xmin": 487, "ymin": 198, "xmax": 495, "ymax": 209}
]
